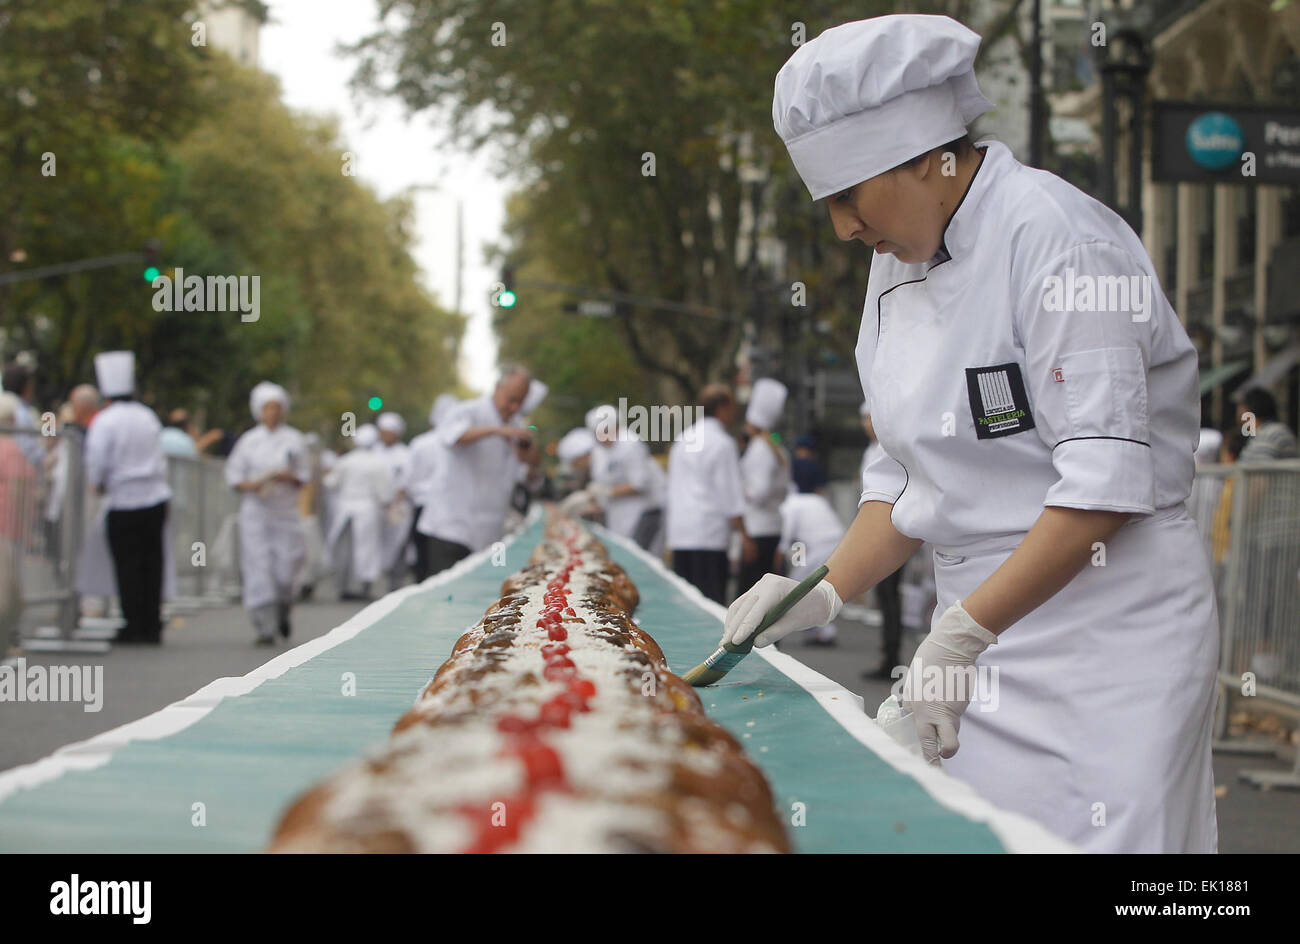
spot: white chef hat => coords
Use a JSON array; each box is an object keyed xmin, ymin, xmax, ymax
[
  {"xmin": 429, "ymin": 393, "xmax": 458, "ymax": 427},
  {"xmin": 745, "ymin": 378, "xmax": 788, "ymax": 429},
  {"xmin": 94, "ymin": 351, "xmax": 135, "ymax": 398},
  {"xmin": 557, "ymin": 427, "xmax": 596, "ymax": 464},
  {"xmin": 377, "ymin": 412, "xmax": 406, "ymax": 436},
  {"xmin": 859, "ymin": 400, "xmax": 871, "ymax": 418},
  {"xmin": 772, "ymin": 14, "xmax": 993, "ymax": 201},
  {"xmin": 354, "ymin": 423, "xmax": 379, "ymax": 449},
  {"xmin": 521, "ymin": 379, "xmax": 549, "ymax": 415},
  {"xmin": 585, "ymin": 404, "xmax": 618, "ymax": 439},
  {"xmin": 249, "ymin": 381, "xmax": 289, "ymax": 421}
]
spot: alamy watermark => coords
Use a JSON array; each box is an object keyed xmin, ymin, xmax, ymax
[
  {"xmin": 151, "ymin": 267, "xmax": 260, "ymax": 322},
  {"xmin": 591, "ymin": 397, "xmax": 705, "ymax": 451},
  {"xmin": 1041, "ymin": 267, "xmax": 1151, "ymax": 323},
  {"xmin": 0, "ymin": 659, "xmax": 103, "ymax": 712}
]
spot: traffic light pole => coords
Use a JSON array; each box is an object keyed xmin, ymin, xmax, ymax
[{"xmin": 0, "ymin": 251, "xmax": 148, "ymax": 287}]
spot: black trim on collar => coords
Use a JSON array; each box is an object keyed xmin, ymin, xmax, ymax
[{"xmin": 936, "ymin": 144, "xmax": 988, "ymax": 260}]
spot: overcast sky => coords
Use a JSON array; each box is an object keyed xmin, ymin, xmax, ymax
[{"xmin": 261, "ymin": 0, "xmax": 512, "ymax": 396}]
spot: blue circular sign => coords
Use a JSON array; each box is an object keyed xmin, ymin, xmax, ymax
[{"xmin": 1185, "ymin": 112, "xmax": 1244, "ymax": 171}]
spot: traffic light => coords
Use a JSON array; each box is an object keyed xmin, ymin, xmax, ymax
[
  {"xmin": 496, "ymin": 267, "xmax": 517, "ymax": 309},
  {"xmin": 142, "ymin": 239, "xmax": 162, "ymax": 283}
]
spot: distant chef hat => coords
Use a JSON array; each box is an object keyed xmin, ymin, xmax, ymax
[
  {"xmin": 355, "ymin": 423, "xmax": 380, "ymax": 449},
  {"xmin": 249, "ymin": 381, "xmax": 289, "ymax": 421},
  {"xmin": 521, "ymin": 379, "xmax": 549, "ymax": 416},
  {"xmin": 859, "ymin": 400, "xmax": 871, "ymax": 418},
  {"xmin": 377, "ymin": 412, "xmax": 406, "ymax": 436},
  {"xmin": 557, "ymin": 427, "xmax": 596, "ymax": 464},
  {"xmin": 585, "ymin": 404, "xmax": 618, "ymax": 438},
  {"xmin": 746, "ymin": 378, "xmax": 787, "ymax": 429},
  {"xmin": 429, "ymin": 393, "xmax": 458, "ymax": 427},
  {"xmin": 772, "ymin": 14, "xmax": 993, "ymax": 201},
  {"xmin": 94, "ymin": 351, "xmax": 135, "ymax": 398}
]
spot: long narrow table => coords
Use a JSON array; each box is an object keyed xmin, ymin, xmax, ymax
[{"xmin": 0, "ymin": 509, "xmax": 1073, "ymax": 853}]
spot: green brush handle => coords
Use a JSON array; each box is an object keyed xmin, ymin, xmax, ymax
[{"xmin": 728, "ymin": 564, "xmax": 829, "ymax": 654}]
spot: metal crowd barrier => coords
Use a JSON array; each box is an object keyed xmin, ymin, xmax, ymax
[
  {"xmin": 1188, "ymin": 459, "xmax": 1300, "ymax": 790},
  {"xmin": 0, "ymin": 424, "xmax": 241, "ymax": 657}
]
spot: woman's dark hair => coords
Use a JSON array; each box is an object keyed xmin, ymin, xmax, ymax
[
  {"xmin": 1237, "ymin": 388, "xmax": 1279, "ymax": 423},
  {"xmin": 898, "ymin": 134, "xmax": 976, "ymax": 170}
]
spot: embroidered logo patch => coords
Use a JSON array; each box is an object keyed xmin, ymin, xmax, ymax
[{"xmin": 965, "ymin": 362, "xmax": 1036, "ymax": 439}]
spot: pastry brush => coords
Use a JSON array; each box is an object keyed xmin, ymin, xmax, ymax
[{"xmin": 682, "ymin": 565, "xmax": 829, "ymax": 687}]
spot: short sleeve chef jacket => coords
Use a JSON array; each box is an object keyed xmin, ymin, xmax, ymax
[{"xmin": 856, "ymin": 141, "xmax": 1199, "ymax": 551}]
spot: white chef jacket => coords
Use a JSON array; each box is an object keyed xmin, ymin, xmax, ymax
[
  {"xmin": 857, "ymin": 141, "xmax": 1199, "ymax": 553},
  {"xmin": 778, "ymin": 491, "xmax": 846, "ymax": 571},
  {"xmin": 324, "ymin": 447, "xmax": 393, "ymax": 508},
  {"xmin": 83, "ymin": 401, "xmax": 173, "ymax": 511},
  {"xmin": 374, "ymin": 440, "xmax": 412, "ymax": 492},
  {"xmin": 665, "ymin": 415, "xmax": 745, "ymax": 551},
  {"xmin": 225, "ymin": 423, "xmax": 311, "ymax": 609},
  {"xmin": 590, "ymin": 435, "xmax": 662, "ymax": 538},
  {"xmin": 405, "ymin": 428, "xmax": 445, "ymax": 508},
  {"xmin": 417, "ymin": 396, "xmax": 530, "ymax": 552},
  {"xmin": 225, "ymin": 424, "xmax": 311, "ymax": 518},
  {"xmin": 740, "ymin": 434, "xmax": 791, "ymax": 537}
]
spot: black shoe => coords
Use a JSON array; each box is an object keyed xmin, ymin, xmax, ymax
[
  {"xmin": 278, "ymin": 615, "xmax": 291, "ymax": 639},
  {"xmin": 804, "ymin": 636, "xmax": 837, "ymax": 647},
  {"xmin": 254, "ymin": 637, "xmax": 275, "ymax": 647},
  {"xmin": 298, "ymin": 584, "xmax": 315, "ymax": 602}
]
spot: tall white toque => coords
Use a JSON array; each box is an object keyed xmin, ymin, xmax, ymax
[{"xmin": 772, "ymin": 14, "xmax": 993, "ymax": 201}]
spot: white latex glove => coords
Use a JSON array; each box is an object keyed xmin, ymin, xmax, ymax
[
  {"xmin": 900, "ymin": 600, "xmax": 998, "ymax": 764},
  {"xmin": 722, "ymin": 573, "xmax": 843, "ymax": 649}
]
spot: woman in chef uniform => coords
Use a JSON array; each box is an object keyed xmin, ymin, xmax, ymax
[
  {"xmin": 723, "ymin": 14, "xmax": 1218, "ymax": 853},
  {"xmin": 226, "ymin": 382, "xmax": 312, "ymax": 644}
]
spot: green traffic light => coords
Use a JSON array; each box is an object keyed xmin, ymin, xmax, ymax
[
  {"xmin": 368, "ymin": 396, "xmax": 383, "ymax": 410},
  {"xmin": 498, "ymin": 290, "xmax": 517, "ymax": 308},
  {"xmin": 143, "ymin": 266, "xmax": 161, "ymax": 283}
]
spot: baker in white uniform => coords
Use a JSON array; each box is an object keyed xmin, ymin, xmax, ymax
[
  {"xmin": 666, "ymin": 383, "xmax": 755, "ymax": 604},
  {"xmin": 777, "ymin": 457, "xmax": 847, "ymax": 645},
  {"xmin": 324, "ymin": 424, "xmax": 393, "ymax": 600},
  {"xmin": 406, "ymin": 393, "xmax": 459, "ymax": 582},
  {"xmin": 722, "ymin": 15, "xmax": 1219, "ymax": 853},
  {"xmin": 587, "ymin": 403, "xmax": 666, "ymax": 552},
  {"xmin": 374, "ymin": 412, "xmax": 413, "ymax": 586},
  {"xmin": 83, "ymin": 352, "xmax": 172, "ymax": 645},
  {"xmin": 416, "ymin": 366, "xmax": 542, "ymax": 573},
  {"xmin": 738, "ymin": 378, "xmax": 791, "ymax": 595},
  {"xmin": 225, "ymin": 382, "xmax": 311, "ymax": 645}
]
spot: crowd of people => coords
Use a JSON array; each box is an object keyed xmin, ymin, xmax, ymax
[{"xmin": 1, "ymin": 347, "xmax": 1295, "ymax": 667}]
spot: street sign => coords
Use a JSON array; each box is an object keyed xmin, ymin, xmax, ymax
[{"xmin": 1153, "ymin": 102, "xmax": 1300, "ymax": 184}]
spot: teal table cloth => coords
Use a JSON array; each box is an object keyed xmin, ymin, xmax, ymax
[{"xmin": 0, "ymin": 509, "xmax": 1072, "ymax": 853}]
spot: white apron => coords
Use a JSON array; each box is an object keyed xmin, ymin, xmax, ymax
[
  {"xmin": 936, "ymin": 504, "xmax": 1219, "ymax": 853},
  {"xmin": 325, "ymin": 501, "xmax": 383, "ymax": 584},
  {"xmin": 238, "ymin": 497, "xmax": 306, "ymax": 610}
]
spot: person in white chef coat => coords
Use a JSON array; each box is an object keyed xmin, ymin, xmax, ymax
[
  {"xmin": 83, "ymin": 352, "xmax": 172, "ymax": 645},
  {"xmin": 776, "ymin": 457, "xmax": 847, "ymax": 645},
  {"xmin": 737, "ymin": 379, "xmax": 791, "ymax": 595},
  {"xmin": 374, "ymin": 412, "xmax": 413, "ymax": 587},
  {"xmin": 225, "ymin": 382, "xmax": 312, "ymax": 645},
  {"xmin": 406, "ymin": 393, "xmax": 459, "ymax": 582},
  {"xmin": 324, "ymin": 424, "xmax": 393, "ymax": 601},
  {"xmin": 416, "ymin": 366, "xmax": 542, "ymax": 573},
  {"xmin": 586, "ymin": 404, "xmax": 666, "ymax": 553},
  {"xmin": 722, "ymin": 14, "xmax": 1219, "ymax": 853},
  {"xmin": 666, "ymin": 383, "xmax": 756, "ymax": 604}
]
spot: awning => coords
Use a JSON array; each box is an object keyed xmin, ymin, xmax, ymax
[
  {"xmin": 1199, "ymin": 359, "xmax": 1250, "ymax": 396},
  {"xmin": 1232, "ymin": 343, "xmax": 1300, "ymax": 396}
]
